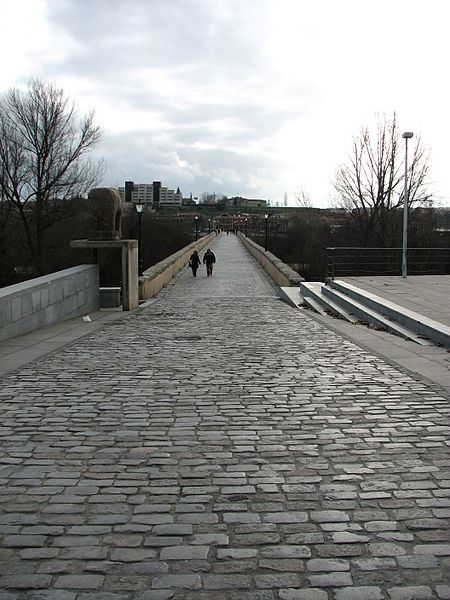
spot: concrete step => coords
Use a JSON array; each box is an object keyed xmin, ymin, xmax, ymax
[
  {"xmin": 302, "ymin": 294, "xmax": 327, "ymax": 316},
  {"xmin": 300, "ymin": 282, "xmax": 357, "ymax": 322},
  {"xmin": 279, "ymin": 286, "xmax": 303, "ymax": 309},
  {"xmin": 322, "ymin": 284, "xmax": 430, "ymax": 345},
  {"xmin": 330, "ymin": 280, "xmax": 450, "ymax": 348}
]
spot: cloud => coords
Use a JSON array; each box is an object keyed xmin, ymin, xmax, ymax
[
  {"xmin": 44, "ymin": 0, "xmax": 268, "ymax": 78},
  {"xmin": 32, "ymin": 0, "xmax": 318, "ymax": 199},
  {"xmin": 2, "ymin": 0, "xmax": 449, "ymax": 205},
  {"xmin": 97, "ymin": 127, "xmax": 277, "ymax": 199}
]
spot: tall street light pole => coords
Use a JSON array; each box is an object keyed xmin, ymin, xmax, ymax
[
  {"xmin": 244, "ymin": 218, "xmax": 248, "ymax": 237},
  {"xmin": 135, "ymin": 202, "xmax": 144, "ymax": 276},
  {"xmin": 402, "ymin": 131, "xmax": 414, "ymax": 278},
  {"xmin": 264, "ymin": 214, "xmax": 269, "ymax": 251},
  {"xmin": 195, "ymin": 215, "xmax": 199, "ymax": 241}
]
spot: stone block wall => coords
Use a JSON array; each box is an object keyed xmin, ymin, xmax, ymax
[
  {"xmin": 0, "ymin": 265, "xmax": 100, "ymax": 342},
  {"xmin": 237, "ymin": 233, "xmax": 303, "ymax": 286}
]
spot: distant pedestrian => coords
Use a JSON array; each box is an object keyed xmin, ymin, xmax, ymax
[
  {"xmin": 203, "ymin": 248, "xmax": 216, "ymax": 277},
  {"xmin": 189, "ymin": 250, "xmax": 201, "ymax": 277}
]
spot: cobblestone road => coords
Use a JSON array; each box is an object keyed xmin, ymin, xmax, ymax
[{"xmin": 0, "ymin": 234, "xmax": 449, "ymax": 599}]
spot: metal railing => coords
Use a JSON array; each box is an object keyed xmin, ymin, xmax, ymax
[{"xmin": 326, "ymin": 247, "xmax": 450, "ymax": 280}]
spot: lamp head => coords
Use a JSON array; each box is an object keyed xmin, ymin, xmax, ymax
[
  {"xmin": 402, "ymin": 131, "xmax": 414, "ymax": 139},
  {"xmin": 264, "ymin": 214, "xmax": 269, "ymax": 219},
  {"xmin": 135, "ymin": 202, "xmax": 144, "ymax": 213}
]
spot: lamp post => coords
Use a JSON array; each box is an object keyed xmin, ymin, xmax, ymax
[
  {"xmin": 195, "ymin": 215, "xmax": 199, "ymax": 241},
  {"xmin": 264, "ymin": 214, "xmax": 269, "ymax": 251},
  {"xmin": 208, "ymin": 218, "xmax": 211, "ymax": 234},
  {"xmin": 135, "ymin": 202, "xmax": 144, "ymax": 276},
  {"xmin": 402, "ymin": 131, "xmax": 414, "ymax": 278},
  {"xmin": 244, "ymin": 218, "xmax": 248, "ymax": 237}
]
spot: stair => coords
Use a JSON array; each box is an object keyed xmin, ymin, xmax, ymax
[
  {"xmin": 300, "ymin": 282, "xmax": 357, "ymax": 322},
  {"xmin": 331, "ymin": 280, "xmax": 450, "ymax": 348},
  {"xmin": 300, "ymin": 280, "xmax": 433, "ymax": 346}
]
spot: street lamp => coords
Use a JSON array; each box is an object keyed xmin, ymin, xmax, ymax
[
  {"xmin": 195, "ymin": 215, "xmax": 199, "ymax": 241},
  {"xmin": 264, "ymin": 214, "xmax": 269, "ymax": 251},
  {"xmin": 208, "ymin": 218, "xmax": 211, "ymax": 234},
  {"xmin": 244, "ymin": 218, "xmax": 248, "ymax": 237},
  {"xmin": 402, "ymin": 131, "xmax": 414, "ymax": 278},
  {"xmin": 135, "ymin": 202, "xmax": 144, "ymax": 276}
]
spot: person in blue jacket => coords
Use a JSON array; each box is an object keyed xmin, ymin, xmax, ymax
[{"xmin": 203, "ymin": 248, "xmax": 216, "ymax": 276}]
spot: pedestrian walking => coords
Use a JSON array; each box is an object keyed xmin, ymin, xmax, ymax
[
  {"xmin": 188, "ymin": 250, "xmax": 201, "ymax": 277},
  {"xmin": 203, "ymin": 248, "xmax": 216, "ymax": 277}
]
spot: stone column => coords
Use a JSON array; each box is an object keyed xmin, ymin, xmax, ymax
[{"xmin": 122, "ymin": 241, "xmax": 139, "ymax": 310}]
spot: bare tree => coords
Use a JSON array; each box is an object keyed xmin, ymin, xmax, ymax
[
  {"xmin": 0, "ymin": 79, "xmax": 104, "ymax": 275},
  {"xmin": 334, "ymin": 113, "xmax": 432, "ymax": 246},
  {"xmin": 0, "ymin": 182, "xmax": 15, "ymax": 279},
  {"xmin": 295, "ymin": 187, "xmax": 313, "ymax": 208}
]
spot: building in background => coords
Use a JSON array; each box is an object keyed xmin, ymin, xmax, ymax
[
  {"xmin": 119, "ymin": 182, "xmax": 183, "ymax": 208},
  {"xmin": 223, "ymin": 196, "xmax": 267, "ymax": 209}
]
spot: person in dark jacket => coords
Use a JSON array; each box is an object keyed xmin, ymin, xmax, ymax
[
  {"xmin": 203, "ymin": 248, "xmax": 216, "ymax": 276},
  {"xmin": 189, "ymin": 250, "xmax": 201, "ymax": 277}
]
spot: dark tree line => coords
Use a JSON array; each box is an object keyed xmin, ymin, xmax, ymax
[
  {"xmin": 255, "ymin": 206, "xmax": 446, "ymax": 281},
  {"xmin": 0, "ymin": 198, "xmax": 195, "ymax": 288}
]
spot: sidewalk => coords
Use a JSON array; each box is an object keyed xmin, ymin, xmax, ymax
[
  {"xmin": 293, "ymin": 275, "xmax": 450, "ymax": 394},
  {"xmin": 0, "ymin": 233, "xmax": 448, "ymax": 597},
  {"xmin": 340, "ymin": 275, "xmax": 450, "ymax": 328},
  {"xmin": 0, "ymin": 306, "xmax": 134, "ymax": 378}
]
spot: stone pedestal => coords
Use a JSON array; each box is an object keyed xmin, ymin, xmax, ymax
[{"xmin": 70, "ymin": 240, "xmax": 138, "ymax": 310}]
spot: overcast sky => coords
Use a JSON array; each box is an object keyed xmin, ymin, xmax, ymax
[{"xmin": 1, "ymin": 0, "xmax": 449, "ymax": 207}]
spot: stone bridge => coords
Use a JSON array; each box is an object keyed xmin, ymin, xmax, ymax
[{"xmin": 0, "ymin": 234, "xmax": 449, "ymax": 599}]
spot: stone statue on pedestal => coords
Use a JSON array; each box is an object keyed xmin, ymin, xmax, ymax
[{"xmin": 89, "ymin": 188, "xmax": 123, "ymax": 240}]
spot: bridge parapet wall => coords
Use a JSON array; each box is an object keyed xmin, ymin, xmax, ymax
[
  {"xmin": 0, "ymin": 265, "xmax": 99, "ymax": 342},
  {"xmin": 139, "ymin": 233, "xmax": 216, "ymax": 300},
  {"xmin": 238, "ymin": 232, "xmax": 303, "ymax": 286}
]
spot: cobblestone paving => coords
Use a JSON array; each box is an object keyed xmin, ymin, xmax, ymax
[{"xmin": 0, "ymin": 234, "xmax": 449, "ymax": 599}]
